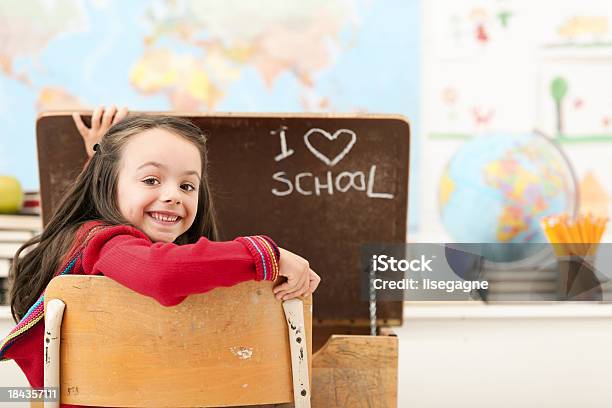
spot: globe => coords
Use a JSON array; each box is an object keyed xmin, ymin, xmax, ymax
[{"xmin": 438, "ymin": 132, "xmax": 578, "ymax": 263}]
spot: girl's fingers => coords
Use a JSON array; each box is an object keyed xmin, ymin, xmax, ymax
[
  {"xmin": 298, "ymin": 281, "xmax": 311, "ymax": 298},
  {"xmin": 113, "ymin": 106, "xmax": 128, "ymax": 124},
  {"xmin": 276, "ymin": 289, "xmax": 299, "ymax": 300},
  {"xmin": 72, "ymin": 113, "xmax": 88, "ymax": 137},
  {"xmin": 309, "ymin": 281, "xmax": 320, "ymax": 294},
  {"xmin": 273, "ymin": 281, "xmax": 291, "ymax": 295},
  {"xmin": 281, "ymin": 284, "xmax": 310, "ymax": 300},
  {"xmin": 274, "ymin": 279, "xmax": 302, "ymax": 300},
  {"xmin": 101, "ymin": 105, "xmax": 117, "ymax": 129},
  {"xmin": 281, "ymin": 274, "xmax": 309, "ymax": 300},
  {"xmin": 275, "ymin": 289, "xmax": 291, "ymax": 300},
  {"xmin": 91, "ymin": 106, "xmax": 104, "ymax": 131},
  {"xmin": 276, "ymin": 271, "xmax": 312, "ymax": 300},
  {"xmin": 273, "ymin": 273, "xmax": 302, "ymax": 293},
  {"xmin": 280, "ymin": 272, "xmax": 306, "ymax": 294},
  {"xmin": 309, "ymin": 270, "xmax": 321, "ymax": 293}
]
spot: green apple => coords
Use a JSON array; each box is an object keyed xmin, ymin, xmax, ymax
[{"xmin": 0, "ymin": 175, "xmax": 23, "ymax": 214}]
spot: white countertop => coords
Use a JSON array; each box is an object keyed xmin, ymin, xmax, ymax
[{"xmin": 403, "ymin": 301, "xmax": 612, "ymax": 319}]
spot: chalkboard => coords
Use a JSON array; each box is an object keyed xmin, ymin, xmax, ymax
[{"xmin": 37, "ymin": 113, "xmax": 410, "ymax": 324}]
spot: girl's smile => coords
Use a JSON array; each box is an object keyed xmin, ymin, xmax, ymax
[{"xmin": 147, "ymin": 211, "xmax": 182, "ymax": 224}]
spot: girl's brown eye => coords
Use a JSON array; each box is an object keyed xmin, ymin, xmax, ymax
[
  {"xmin": 143, "ymin": 178, "xmax": 159, "ymax": 185},
  {"xmin": 181, "ymin": 183, "xmax": 196, "ymax": 192}
]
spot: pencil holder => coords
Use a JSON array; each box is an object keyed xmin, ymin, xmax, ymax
[{"xmin": 556, "ymin": 255, "xmax": 602, "ymax": 301}]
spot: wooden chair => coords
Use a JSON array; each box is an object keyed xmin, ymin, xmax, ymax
[{"xmin": 42, "ymin": 275, "xmax": 312, "ymax": 408}]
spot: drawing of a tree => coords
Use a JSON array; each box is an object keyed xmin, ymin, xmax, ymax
[{"xmin": 550, "ymin": 77, "xmax": 568, "ymax": 137}]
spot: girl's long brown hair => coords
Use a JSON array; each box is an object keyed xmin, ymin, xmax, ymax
[{"xmin": 9, "ymin": 116, "xmax": 218, "ymax": 322}]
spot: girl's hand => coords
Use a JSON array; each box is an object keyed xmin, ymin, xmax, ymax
[
  {"xmin": 273, "ymin": 248, "xmax": 319, "ymax": 300},
  {"xmin": 72, "ymin": 106, "xmax": 128, "ymax": 157},
  {"xmin": 308, "ymin": 269, "xmax": 321, "ymax": 294}
]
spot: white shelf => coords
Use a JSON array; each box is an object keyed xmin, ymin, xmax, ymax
[
  {"xmin": 0, "ymin": 306, "xmax": 12, "ymax": 321},
  {"xmin": 403, "ymin": 301, "xmax": 612, "ymax": 319},
  {"xmin": 0, "ymin": 214, "xmax": 42, "ymax": 231}
]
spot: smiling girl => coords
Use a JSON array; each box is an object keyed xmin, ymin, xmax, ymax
[{"xmin": 1, "ymin": 109, "xmax": 319, "ymax": 397}]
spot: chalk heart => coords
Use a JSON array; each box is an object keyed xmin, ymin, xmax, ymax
[{"xmin": 303, "ymin": 128, "xmax": 357, "ymax": 167}]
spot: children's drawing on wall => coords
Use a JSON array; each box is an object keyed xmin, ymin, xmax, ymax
[
  {"xmin": 436, "ymin": 85, "xmax": 496, "ymax": 133},
  {"xmin": 431, "ymin": 0, "xmax": 522, "ymax": 59},
  {"xmin": 537, "ymin": 64, "xmax": 612, "ymax": 140},
  {"xmin": 580, "ymin": 171, "xmax": 610, "ymax": 218},
  {"xmin": 426, "ymin": 64, "xmax": 535, "ymax": 139},
  {"xmin": 538, "ymin": 0, "xmax": 612, "ymax": 56},
  {"xmin": 534, "ymin": 63, "xmax": 612, "ymax": 219},
  {"xmin": 564, "ymin": 146, "xmax": 611, "ymax": 220}
]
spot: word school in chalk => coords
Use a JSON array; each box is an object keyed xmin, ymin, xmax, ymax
[
  {"xmin": 271, "ymin": 166, "xmax": 393, "ymax": 198},
  {"xmin": 269, "ymin": 126, "xmax": 394, "ymax": 199}
]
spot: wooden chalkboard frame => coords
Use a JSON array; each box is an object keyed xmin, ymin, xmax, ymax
[{"xmin": 37, "ymin": 112, "xmax": 410, "ymax": 325}]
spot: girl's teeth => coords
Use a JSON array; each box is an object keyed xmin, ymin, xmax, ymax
[{"xmin": 151, "ymin": 213, "xmax": 178, "ymax": 222}]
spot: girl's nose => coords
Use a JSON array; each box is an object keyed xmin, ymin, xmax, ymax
[
  {"xmin": 163, "ymin": 197, "xmax": 181, "ymax": 204},
  {"xmin": 161, "ymin": 187, "xmax": 182, "ymax": 205}
]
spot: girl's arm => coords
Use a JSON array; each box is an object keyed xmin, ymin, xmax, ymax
[{"xmin": 81, "ymin": 224, "xmax": 279, "ymax": 306}]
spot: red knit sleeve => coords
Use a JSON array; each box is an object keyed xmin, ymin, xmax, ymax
[
  {"xmin": 235, "ymin": 235, "xmax": 281, "ymax": 281},
  {"xmin": 81, "ymin": 225, "xmax": 280, "ymax": 306}
]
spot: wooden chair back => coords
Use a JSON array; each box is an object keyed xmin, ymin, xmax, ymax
[{"xmin": 43, "ymin": 275, "xmax": 312, "ymax": 407}]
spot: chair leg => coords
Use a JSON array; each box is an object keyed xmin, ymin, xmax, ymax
[
  {"xmin": 44, "ymin": 299, "xmax": 65, "ymax": 408},
  {"xmin": 282, "ymin": 299, "xmax": 311, "ymax": 408}
]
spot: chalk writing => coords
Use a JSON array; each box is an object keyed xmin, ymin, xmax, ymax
[
  {"xmin": 303, "ymin": 128, "xmax": 356, "ymax": 167},
  {"xmin": 273, "ymin": 126, "xmax": 295, "ymax": 162},
  {"xmin": 271, "ymin": 165, "xmax": 393, "ymax": 199}
]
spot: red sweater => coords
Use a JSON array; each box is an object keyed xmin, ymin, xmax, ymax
[{"xmin": 0, "ymin": 221, "xmax": 280, "ymax": 407}]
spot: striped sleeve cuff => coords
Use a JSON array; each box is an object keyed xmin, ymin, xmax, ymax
[{"xmin": 236, "ymin": 235, "xmax": 280, "ymax": 281}]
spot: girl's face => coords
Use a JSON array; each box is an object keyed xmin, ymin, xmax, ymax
[{"xmin": 116, "ymin": 128, "xmax": 202, "ymax": 243}]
